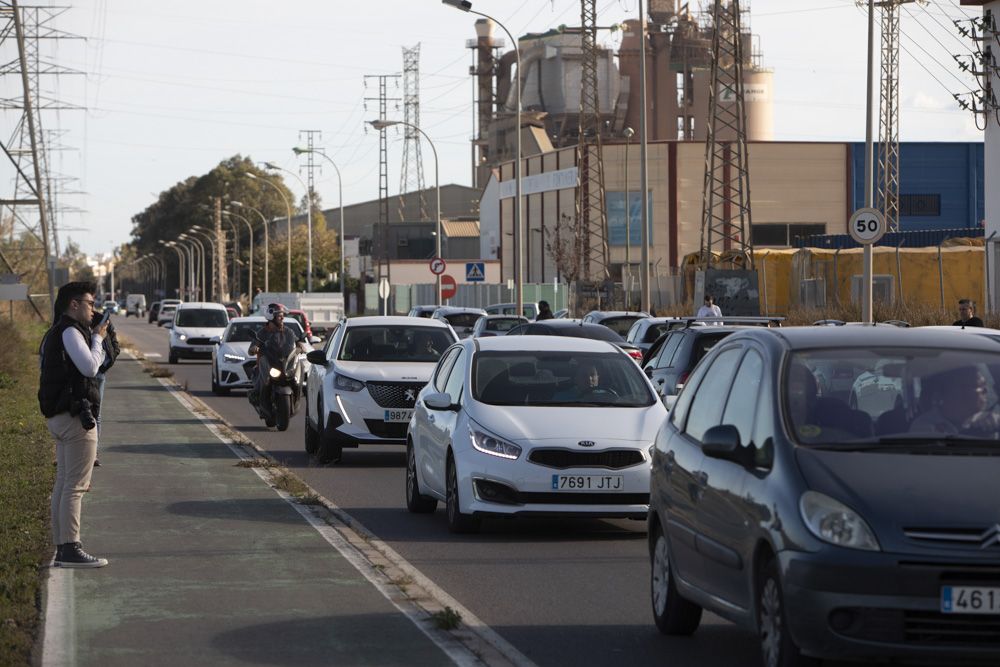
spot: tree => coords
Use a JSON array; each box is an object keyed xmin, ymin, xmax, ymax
[
  {"xmin": 61, "ymin": 240, "xmax": 94, "ymax": 282},
  {"xmin": 254, "ymin": 223, "xmax": 339, "ymax": 293}
]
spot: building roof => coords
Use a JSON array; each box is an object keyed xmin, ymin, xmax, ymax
[{"xmin": 442, "ymin": 220, "xmax": 480, "ymax": 238}]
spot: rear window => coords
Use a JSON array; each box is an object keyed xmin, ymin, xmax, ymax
[
  {"xmin": 644, "ymin": 323, "xmax": 675, "ymax": 343},
  {"xmin": 444, "ymin": 313, "xmax": 482, "ymax": 329},
  {"xmin": 600, "ymin": 316, "xmax": 644, "ymax": 337},
  {"xmin": 175, "ymin": 308, "xmax": 228, "ymax": 328},
  {"xmin": 543, "ymin": 323, "xmax": 623, "ymax": 343},
  {"xmin": 486, "ymin": 318, "xmax": 524, "ymax": 332}
]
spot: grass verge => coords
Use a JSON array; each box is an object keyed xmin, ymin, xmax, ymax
[{"xmin": 0, "ymin": 320, "xmax": 54, "ymax": 666}]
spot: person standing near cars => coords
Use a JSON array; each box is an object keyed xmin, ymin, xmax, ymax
[
  {"xmin": 90, "ymin": 308, "xmax": 121, "ymax": 467},
  {"xmin": 696, "ymin": 294, "xmax": 723, "ymax": 320},
  {"xmin": 535, "ymin": 301, "xmax": 554, "ymax": 321},
  {"xmin": 953, "ymin": 298, "xmax": 984, "ymax": 327},
  {"xmin": 38, "ymin": 281, "xmax": 109, "ymax": 568}
]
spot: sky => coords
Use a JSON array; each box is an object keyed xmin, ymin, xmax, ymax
[{"xmin": 0, "ymin": 0, "xmax": 986, "ymax": 258}]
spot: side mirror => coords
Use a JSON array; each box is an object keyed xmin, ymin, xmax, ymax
[
  {"xmin": 701, "ymin": 424, "xmax": 743, "ymax": 462},
  {"xmin": 424, "ymin": 392, "xmax": 457, "ymax": 411},
  {"xmin": 644, "ymin": 367, "xmax": 653, "ymax": 379},
  {"xmin": 309, "ymin": 335, "xmax": 322, "ymax": 345},
  {"xmin": 306, "ymin": 350, "xmax": 328, "ymax": 366},
  {"xmin": 210, "ymin": 336, "xmax": 221, "ymax": 344}
]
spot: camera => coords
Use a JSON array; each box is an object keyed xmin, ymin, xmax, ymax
[{"xmin": 77, "ymin": 399, "xmax": 97, "ymax": 431}]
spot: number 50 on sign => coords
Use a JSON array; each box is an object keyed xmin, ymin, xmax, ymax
[{"xmin": 848, "ymin": 207, "xmax": 886, "ymax": 245}]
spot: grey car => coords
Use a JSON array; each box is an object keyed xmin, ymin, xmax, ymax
[
  {"xmin": 649, "ymin": 326, "xmax": 1000, "ymax": 666},
  {"xmin": 470, "ymin": 314, "xmax": 528, "ymax": 338}
]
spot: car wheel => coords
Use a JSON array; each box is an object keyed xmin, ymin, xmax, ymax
[
  {"xmin": 211, "ymin": 366, "xmax": 229, "ymax": 396},
  {"xmin": 446, "ymin": 454, "xmax": 479, "ymax": 534},
  {"xmin": 757, "ymin": 557, "xmax": 816, "ymax": 667},
  {"xmin": 168, "ymin": 348, "xmax": 178, "ymax": 365},
  {"xmin": 650, "ymin": 524, "xmax": 702, "ymax": 635},
  {"xmin": 405, "ymin": 442, "xmax": 437, "ymax": 513},
  {"xmin": 304, "ymin": 398, "xmax": 319, "ymax": 455},
  {"xmin": 316, "ymin": 407, "xmax": 342, "ymax": 465}
]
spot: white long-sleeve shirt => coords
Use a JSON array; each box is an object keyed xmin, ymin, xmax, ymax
[{"xmin": 62, "ymin": 326, "xmax": 105, "ymax": 378}]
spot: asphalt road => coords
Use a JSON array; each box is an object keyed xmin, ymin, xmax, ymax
[{"xmin": 115, "ymin": 317, "xmax": 874, "ymax": 667}]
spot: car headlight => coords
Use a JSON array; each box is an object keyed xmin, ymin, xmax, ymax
[
  {"xmin": 177, "ymin": 332, "xmax": 187, "ymax": 341},
  {"xmin": 268, "ymin": 367, "xmax": 282, "ymax": 379},
  {"xmin": 223, "ymin": 353, "xmax": 246, "ymax": 363},
  {"xmin": 469, "ymin": 422, "xmax": 521, "ymax": 460},
  {"xmin": 334, "ymin": 373, "xmax": 365, "ymax": 392},
  {"xmin": 799, "ymin": 491, "xmax": 880, "ymax": 552}
]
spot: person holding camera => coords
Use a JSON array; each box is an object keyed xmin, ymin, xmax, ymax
[{"xmin": 38, "ymin": 281, "xmax": 109, "ymax": 568}]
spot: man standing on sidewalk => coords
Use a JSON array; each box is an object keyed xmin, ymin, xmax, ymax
[{"xmin": 38, "ymin": 281, "xmax": 109, "ymax": 568}]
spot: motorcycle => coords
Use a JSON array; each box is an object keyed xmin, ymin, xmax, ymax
[{"xmin": 247, "ymin": 330, "xmax": 302, "ymax": 431}]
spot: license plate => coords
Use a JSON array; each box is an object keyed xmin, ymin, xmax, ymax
[
  {"xmin": 941, "ymin": 586, "xmax": 1000, "ymax": 615},
  {"xmin": 384, "ymin": 409, "xmax": 413, "ymax": 423},
  {"xmin": 551, "ymin": 474, "xmax": 624, "ymax": 491},
  {"xmin": 195, "ymin": 346, "xmax": 213, "ymax": 353}
]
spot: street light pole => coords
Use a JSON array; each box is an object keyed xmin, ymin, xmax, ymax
[
  {"xmin": 623, "ymin": 126, "xmax": 634, "ymax": 308},
  {"xmin": 232, "ymin": 201, "xmax": 270, "ymax": 293},
  {"xmin": 292, "ymin": 147, "xmax": 345, "ymax": 296},
  {"xmin": 862, "ymin": 0, "xmax": 875, "ymax": 324},
  {"xmin": 224, "ymin": 210, "xmax": 255, "ymax": 302},
  {"xmin": 179, "ymin": 234, "xmax": 206, "ymax": 301},
  {"xmin": 175, "ymin": 238, "xmax": 196, "ymax": 299},
  {"xmin": 368, "ymin": 120, "xmax": 441, "ymax": 305},
  {"xmin": 247, "ymin": 172, "xmax": 293, "ymax": 291},
  {"xmin": 161, "ymin": 241, "xmax": 185, "ymax": 299},
  {"xmin": 188, "ymin": 229, "xmax": 217, "ymax": 301},
  {"xmin": 638, "ymin": 0, "xmax": 651, "ymax": 313},
  {"xmin": 443, "ymin": 0, "xmax": 522, "ymax": 315},
  {"xmin": 265, "ymin": 162, "xmax": 313, "ymax": 292}
]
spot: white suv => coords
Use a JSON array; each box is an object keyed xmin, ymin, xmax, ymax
[{"xmin": 304, "ymin": 316, "xmax": 457, "ymax": 464}]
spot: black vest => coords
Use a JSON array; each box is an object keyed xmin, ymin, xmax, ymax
[{"xmin": 38, "ymin": 316, "xmax": 101, "ymax": 418}]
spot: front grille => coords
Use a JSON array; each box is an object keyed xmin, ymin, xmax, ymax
[
  {"xmin": 363, "ymin": 419, "xmax": 408, "ymax": 440},
  {"xmin": 366, "ymin": 382, "xmax": 425, "ymax": 408},
  {"xmin": 904, "ymin": 526, "xmax": 1000, "ymax": 550},
  {"xmin": 516, "ymin": 492, "xmax": 648, "ymax": 505},
  {"xmin": 529, "ymin": 448, "xmax": 645, "ymax": 470},
  {"xmin": 905, "ymin": 610, "xmax": 1000, "ymax": 646},
  {"xmin": 186, "ymin": 337, "xmax": 213, "ymax": 345}
]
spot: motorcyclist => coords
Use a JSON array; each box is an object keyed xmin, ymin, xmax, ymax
[{"xmin": 248, "ymin": 303, "xmax": 305, "ymax": 409}]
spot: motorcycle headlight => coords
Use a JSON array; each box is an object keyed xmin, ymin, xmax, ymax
[
  {"xmin": 469, "ymin": 422, "xmax": 521, "ymax": 460},
  {"xmin": 800, "ymin": 491, "xmax": 880, "ymax": 552},
  {"xmin": 223, "ymin": 353, "xmax": 246, "ymax": 363},
  {"xmin": 334, "ymin": 373, "xmax": 365, "ymax": 392},
  {"xmin": 268, "ymin": 367, "xmax": 282, "ymax": 379}
]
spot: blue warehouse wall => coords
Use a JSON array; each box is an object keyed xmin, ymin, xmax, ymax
[{"xmin": 850, "ymin": 142, "xmax": 984, "ymax": 231}]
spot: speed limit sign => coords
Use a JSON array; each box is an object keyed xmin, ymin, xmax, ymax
[{"xmin": 848, "ymin": 208, "xmax": 886, "ymax": 245}]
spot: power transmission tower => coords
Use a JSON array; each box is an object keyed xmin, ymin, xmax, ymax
[
  {"xmin": 699, "ymin": 0, "xmax": 754, "ymax": 268},
  {"xmin": 575, "ymin": 0, "xmax": 610, "ymax": 287},
  {"xmin": 0, "ymin": 1, "xmax": 82, "ymax": 306},
  {"xmin": 364, "ymin": 73, "xmax": 401, "ymax": 286},
  {"xmin": 399, "ymin": 44, "xmax": 427, "ymax": 223},
  {"xmin": 875, "ymin": 0, "xmax": 915, "ymax": 232}
]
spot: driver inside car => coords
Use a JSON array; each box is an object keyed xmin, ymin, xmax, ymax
[
  {"xmin": 554, "ymin": 364, "xmax": 605, "ymax": 401},
  {"xmin": 910, "ymin": 366, "xmax": 999, "ymax": 436}
]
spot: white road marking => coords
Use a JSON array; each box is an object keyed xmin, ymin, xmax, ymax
[
  {"xmin": 143, "ymin": 352, "xmax": 162, "ymax": 358},
  {"xmin": 41, "ymin": 567, "xmax": 75, "ymax": 667}
]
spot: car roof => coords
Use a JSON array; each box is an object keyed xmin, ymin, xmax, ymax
[
  {"xmin": 434, "ymin": 306, "xmax": 487, "ymax": 315},
  {"xmin": 229, "ymin": 316, "xmax": 267, "ymax": 323},
  {"xmin": 585, "ymin": 310, "xmax": 649, "ymax": 319},
  {"xmin": 346, "ymin": 315, "xmax": 451, "ymax": 328},
  {"xmin": 473, "ymin": 334, "xmax": 621, "ymax": 353},
  {"xmin": 177, "ymin": 302, "xmax": 226, "ymax": 310},
  {"xmin": 482, "ymin": 314, "xmax": 525, "ymax": 319},
  {"xmin": 410, "ymin": 305, "xmax": 438, "ymax": 311},
  {"xmin": 735, "ymin": 325, "xmax": 1000, "ymax": 352}
]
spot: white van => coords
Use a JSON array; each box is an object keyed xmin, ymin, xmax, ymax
[{"xmin": 126, "ymin": 294, "xmax": 147, "ymax": 318}]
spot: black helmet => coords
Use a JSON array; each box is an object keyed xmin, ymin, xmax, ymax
[{"xmin": 264, "ymin": 302, "xmax": 287, "ymax": 322}]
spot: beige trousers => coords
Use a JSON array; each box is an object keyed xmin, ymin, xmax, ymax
[{"xmin": 48, "ymin": 412, "xmax": 97, "ymax": 545}]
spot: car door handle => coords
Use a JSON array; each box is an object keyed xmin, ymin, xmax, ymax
[{"xmin": 656, "ymin": 378, "xmax": 665, "ymax": 384}]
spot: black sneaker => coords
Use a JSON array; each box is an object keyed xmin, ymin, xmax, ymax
[{"xmin": 54, "ymin": 542, "xmax": 108, "ymax": 568}]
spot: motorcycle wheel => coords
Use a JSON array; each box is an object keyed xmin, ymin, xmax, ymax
[{"xmin": 275, "ymin": 394, "xmax": 291, "ymax": 431}]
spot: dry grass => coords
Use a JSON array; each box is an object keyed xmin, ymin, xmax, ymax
[{"xmin": 430, "ymin": 606, "xmax": 462, "ymax": 631}]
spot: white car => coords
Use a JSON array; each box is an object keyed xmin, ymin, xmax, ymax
[
  {"xmin": 167, "ymin": 302, "xmax": 229, "ymax": 364},
  {"xmin": 304, "ymin": 316, "xmax": 457, "ymax": 464},
  {"xmin": 405, "ymin": 335, "xmax": 667, "ymax": 533},
  {"xmin": 431, "ymin": 306, "xmax": 487, "ymax": 339},
  {"xmin": 211, "ymin": 316, "xmax": 312, "ymax": 395},
  {"xmin": 157, "ymin": 303, "xmax": 178, "ymax": 327}
]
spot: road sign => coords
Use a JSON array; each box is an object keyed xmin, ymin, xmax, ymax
[
  {"xmin": 465, "ymin": 262, "xmax": 485, "ymax": 282},
  {"xmin": 848, "ymin": 207, "xmax": 886, "ymax": 245},
  {"xmin": 429, "ymin": 257, "xmax": 447, "ymax": 276},
  {"xmin": 441, "ymin": 274, "xmax": 457, "ymax": 300},
  {"xmin": 378, "ymin": 277, "xmax": 390, "ymax": 299}
]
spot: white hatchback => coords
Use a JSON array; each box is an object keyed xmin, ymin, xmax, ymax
[
  {"xmin": 406, "ymin": 335, "xmax": 666, "ymax": 533},
  {"xmin": 304, "ymin": 316, "xmax": 457, "ymax": 464}
]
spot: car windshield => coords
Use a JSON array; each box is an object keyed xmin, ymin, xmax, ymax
[
  {"xmin": 443, "ymin": 313, "xmax": 482, "ymax": 329},
  {"xmin": 175, "ymin": 309, "xmax": 228, "ymax": 328},
  {"xmin": 785, "ymin": 347, "xmax": 1000, "ymax": 447},
  {"xmin": 338, "ymin": 326, "xmax": 453, "ymax": 362},
  {"xmin": 226, "ymin": 320, "xmax": 302, "ymax": 343},
  {"xmin": 473, "ymin": 351, "xmax": 655, "ymax": 407},
  {"xmin": 485, "ymin": 318, "xmax": 523, "ymax": 332},
  {"xmin": 600, "ymin": 316, "xmax": 643, "ymax": 336}
]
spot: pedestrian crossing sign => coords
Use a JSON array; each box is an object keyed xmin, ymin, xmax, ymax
[{"xmin": 465, "ymin": 262, "xmax": 485, "ymax": 282}]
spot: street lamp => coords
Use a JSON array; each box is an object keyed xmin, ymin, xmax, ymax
[
  {"xmin": 443, "ymin": 0, "xmax": 523, "ymax": 316},
  {"xmin": 159, "ymin": 240, "xmax": 185, "ymax": 299},
  {"xmin": 246, "ymin": 171, "xmax": 293, "ymax": 291},
  {"xmin": 264, "ymin": 162, "xmax": 313, "ymax": 292},
  {"xmin": 232, "ymin": 200, "xmax": 270, "ymax": 293},
  {"xmin": 223, "ymin": 209, "xmax": 255, "ymax": 301},
  {"xmin": 623, "ymin": 126, "xmax": 634, "ymax": 308},
  {"xmin": 292, "ymin": 146, "xmax": 345, "ymax": 295},
  {"xmin": 174, "ymin": 237, "xmax": 198, "ymax": 300},
  {"xmin": 188, "ymin": 229, "xmax": 217, "ymax": 301},
  {"xmin": 178, "ymin": 234, "xmax": 207, "ymax": 302},
  {"xmin": 369, "ymin": 119, "xmax": 442, "ymax": 305}
]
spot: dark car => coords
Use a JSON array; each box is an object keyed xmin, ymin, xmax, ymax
[
  {"xmin": 626, "ymin": 316, "xmax": 697, "ymax": 355},
  {"xmin": 581, "ymin": 310, "xmax": 650, "ymax": 337},
  {"xmin": 147, "ymin": 301, "xmax": 161, "ymax": 324},
  {"xmin": 649, "ymin": 326, "xmax": 1000, "ymax": 666},
  {"xmin": 506, "ymin": 319, "xmax": 644, "ymax": 363}
]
